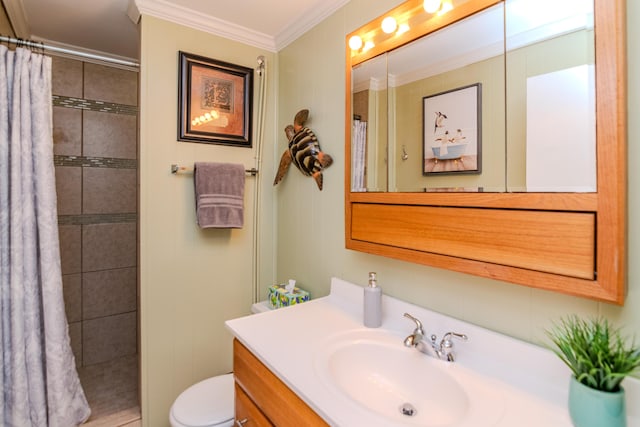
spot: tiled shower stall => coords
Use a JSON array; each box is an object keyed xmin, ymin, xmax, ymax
[{"xmin": 52, "ymin": 56, "xmax": 140, "ymax": 426}]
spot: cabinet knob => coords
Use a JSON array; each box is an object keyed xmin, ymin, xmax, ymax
[{"xmin": 235, "ymin": 419, "xmax": 248, "ymax": 427}]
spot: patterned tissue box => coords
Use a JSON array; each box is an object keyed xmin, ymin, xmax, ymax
[{"xmin": 267, "ymin": 284, "xmax": 310, "ymax": 309}]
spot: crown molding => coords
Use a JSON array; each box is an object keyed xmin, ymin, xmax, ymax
[
  {"xmin": 133, "ymin": 0, "xmax": 350, "ymax": 52},
  {"xmin": 274, "ymin": 0, "xmax": 350, "ymax": 50},
  {"xmin": 133, "ymin": 0, "xmax": 277, "ymax": 51},
  {"xmin": 2, "ymin": 0, "xmax": 31, "ymax": 38},
  {"xmin": 127, "ymin": 0, "xmax": 141, "ymax": 24}
]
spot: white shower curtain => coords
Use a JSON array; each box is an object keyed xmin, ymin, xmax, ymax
[{"xmin": 0, "ymin": 46, "xmax": 90, "ymax": 426}]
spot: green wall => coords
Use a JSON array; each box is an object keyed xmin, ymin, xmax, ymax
[{"xmin": 138, "ymin": 15, "xmax": 277, "ymax": 427}]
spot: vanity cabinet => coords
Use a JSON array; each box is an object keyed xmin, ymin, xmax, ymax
[{"xmin": 233, "ymin": 339, "xmax": 328, "ymax": 427}]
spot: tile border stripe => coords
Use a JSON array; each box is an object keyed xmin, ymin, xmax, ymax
[
  {"xmin": 58, "ymin": 213, "xmax": 137, "ymax": 226},
  {"xmin": 54, "ymin": 155, "xmax": 137, "ymax": 169},
  {"xmin": 53, "ymin": 95, "xmax": 138, "ymax": 116}
]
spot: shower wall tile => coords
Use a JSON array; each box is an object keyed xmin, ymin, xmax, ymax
[
  {"xmin": 84, "ymin": 63, "xmax": 137, "ymax": 106},
  {"xmin": 83, "ymin": 312, "xmax": 137, "ymax": 365},
  {"xmin": 59, "ymin": 225, "xmax": 81, "ymax": 275},
  {"xmin": 82, "ymin": 223, "xmax": 137, "ymax": 272},
  {"xmin": 83, "ymin": 111, "xmax": 137, "ymax": 159},
  {"xmin": 53, "ymin": 57, "xmax": 140, "ymax": 391},
  {"xmin": 83, "ymin": 267, "xmax": 137, "ymax": 320},
  {"xmin": 62, "ymin": 273, "xmax": 82, "ymax": 323},
  {"xmin": 69, "ymin": 321, "xmax": 83, "ymax": 367},
  {"xmin": 55, "ymin": 166, "xmax": 82, "ymax": 215},
  {"xmin": 52, "ymin": 106, "xmax": 82, "ymax": 156},
  {"xmin": 83, "ymin": 168, "xmax": 136, "ymax": 214},
  {"xmin": 51, "ymin": 56, "xmax": 82, "ymax": 98}
]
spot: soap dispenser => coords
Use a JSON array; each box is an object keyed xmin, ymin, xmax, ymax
[{"xmin": 363, "ymin": 272, "xmax": 382, "ymax": 328}]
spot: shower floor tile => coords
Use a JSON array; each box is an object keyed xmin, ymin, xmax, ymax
[{"xmin": 79, "ymin": 354, "xmax": 140, "ymax": 426}]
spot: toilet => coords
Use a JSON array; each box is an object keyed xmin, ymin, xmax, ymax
[{"xmin": 169, "ymin": 302, "xmax": 272, "ymax": 427}]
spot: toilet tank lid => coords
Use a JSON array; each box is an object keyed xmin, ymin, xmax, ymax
[{"xmin": 171, "ymin": 373, "xmax": 234, "ymax": 427}]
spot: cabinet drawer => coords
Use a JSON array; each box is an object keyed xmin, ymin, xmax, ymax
[
  {"xmin": 235, "ymin": 383, "xmax": 273, "ymax": 427},
  {"xmin": 233, "ymin": 339, "xmax": 328, "ymax": 427},
  {"xmin": 351, "ymin": 203, "xmax": 595, "ymax": 279}
]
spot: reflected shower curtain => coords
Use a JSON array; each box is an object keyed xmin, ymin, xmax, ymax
[
  {"xmin": 351, "ymin": 119, "xmax": 367, "ymax": 192},
  {"xmin": 0, "ymin": 46, "xmax": 90, "ymax": 426}
]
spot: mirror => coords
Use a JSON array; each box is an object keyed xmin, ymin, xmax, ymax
[
  {"xmin": 352, "ymin": 54, "xmax": 388, "ymax": 192},
  {"xmin": 350, "ymin": 0, "xmax": 595, "ymax": 193},
  {"xmin": 345, "ymin": 0, "xmax": 626, "ymax": 304},
  {"xmin": 505, "ymin": 0, "xmax": 595, "ymax": 192}
]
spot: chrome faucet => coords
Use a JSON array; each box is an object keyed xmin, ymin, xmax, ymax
[{"xmin": 403, "ymin": 313, "xmax": 468, "ymax": 362}]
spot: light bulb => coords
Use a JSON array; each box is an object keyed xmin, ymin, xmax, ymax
[
  {"xmin": 423, "ymin": 0, "xmax": 441, "ymax": 13},
  {"xmin": 381, "ymin": 16, "xmax": 397, "ymax": 34},
  {"xmin": 349, "ymin": 35, "xmax": 363, "ymax": 50},
  {"xmin": 397, "ymin": 23, "xmax": 410, "ymax": 35},
  {"xmin": 438, "ymin": 0, "xmax": 453, "ymax": 15}
]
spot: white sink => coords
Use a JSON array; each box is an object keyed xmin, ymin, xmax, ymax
[
  {"xmin": 314, "ymin": 330, "xmax": 505, "ymax": 426},
  {"xmin": 228, "ymin": 278, "xmax": 636, "ymax": 426}
]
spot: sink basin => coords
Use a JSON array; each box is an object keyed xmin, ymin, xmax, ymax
[{"xmin": 314, "ymin": 330, "xmax": 504, "ymax": 426}]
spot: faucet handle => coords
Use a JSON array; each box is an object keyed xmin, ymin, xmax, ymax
[
  {"xmin": 403, "ymin": 313, "xmax": 424, "ymax": 335},
  {"xmin": 440, "ymin": 332, "xmax": 468, "ymax": 362},
  {"xmin": 442, "ymin": 332, "xmax": 468, "ymax": 343}
]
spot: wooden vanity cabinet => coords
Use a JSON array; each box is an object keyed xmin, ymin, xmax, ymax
[{"xmin": 233, "ymin": 339, "xmax": 328, "ymax": 427}]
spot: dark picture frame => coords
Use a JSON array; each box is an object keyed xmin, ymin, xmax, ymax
[
  {"xmin": 423, "ymin": 83, "xmax": 481, "ymax": 175},
  {"xmin": 178, "ymin": 51, "xmax": 253, "ymax": 147}
]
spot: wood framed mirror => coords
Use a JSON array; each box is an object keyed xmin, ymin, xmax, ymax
[{"xmin": 345, "ymin": 0, "xmax": 626, "ymax": 303}]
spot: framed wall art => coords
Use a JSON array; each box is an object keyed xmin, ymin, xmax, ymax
[
  {"xmin": 423, "ymin": 83, "xmax": 481, "ymax": 175},
  {"xmin": 178, "ymin": 51, "xmax": 253, "ymax": 147}
]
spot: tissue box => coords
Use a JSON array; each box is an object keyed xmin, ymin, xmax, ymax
[{"xmin": 267, "ymin": 284, "xmax": 310, "ymax": 309}]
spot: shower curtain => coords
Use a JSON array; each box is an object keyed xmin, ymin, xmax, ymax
[{"xmin": 0, "ymin": 46, "xmax": 90, "ymax": 426}]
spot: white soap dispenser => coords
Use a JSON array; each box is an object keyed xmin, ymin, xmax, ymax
[{"xmin": 363, "ymin": 272, "xmax": 382, "ymax": 328}]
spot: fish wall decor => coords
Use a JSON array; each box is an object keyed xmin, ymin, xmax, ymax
[{"xmin": 273, "ymin": 109, "xmax": 333, "ymax": 190}]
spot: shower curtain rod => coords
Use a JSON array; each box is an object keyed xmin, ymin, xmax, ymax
[{"xmin": 0, "ymin": 35, "xmax": 139, "ymax": 68}]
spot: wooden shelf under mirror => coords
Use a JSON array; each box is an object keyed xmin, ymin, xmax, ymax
[{"xmin": 345, "ymin": 0, "xmax": 626, "ymax": 303}]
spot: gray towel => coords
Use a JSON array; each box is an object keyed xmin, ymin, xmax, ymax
[{"xmin": 194, "ymin": 162, "xmax": 245, "ymax": 228}]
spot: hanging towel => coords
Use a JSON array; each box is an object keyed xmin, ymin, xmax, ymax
[{"xmin": 194, "ymin": 162, "xmax": 245, "ymax": 228}]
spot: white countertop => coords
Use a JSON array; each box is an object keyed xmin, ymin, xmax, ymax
[{"xmin": 226, "ymin": 278, "xmax": 640, "ymax": 427}]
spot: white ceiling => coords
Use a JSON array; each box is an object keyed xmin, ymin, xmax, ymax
[{"xmin": 3, "ymin": 0, "xmax": 349, "ymax": 61}]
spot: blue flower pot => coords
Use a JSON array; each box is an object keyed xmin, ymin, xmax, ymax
[{"xmin": 569, "ymin": 376, "xmax": 626, "ymax": 427}]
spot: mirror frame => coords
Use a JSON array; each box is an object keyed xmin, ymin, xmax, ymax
[{"xmin": 345, "ymin": 0, "xmax": 627, "ymax": 304}]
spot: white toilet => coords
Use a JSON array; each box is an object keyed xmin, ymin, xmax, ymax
[{"xmin": 169, "ymin": 301, "xmax": 272, "ymax": 427}]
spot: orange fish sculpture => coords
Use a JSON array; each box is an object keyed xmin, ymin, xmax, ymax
[{"xmin": 273, "ymin": 109, "xmax": 333, "ymax": 190}]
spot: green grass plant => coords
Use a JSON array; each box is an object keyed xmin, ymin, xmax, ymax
[{"xmin": 546, "ymin": 315, "xmax": 640, "ymax": 392}]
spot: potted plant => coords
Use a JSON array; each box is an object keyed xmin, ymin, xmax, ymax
[{"xmin": 547, "ymin": 315, "xmax": 640, "ymax": 427}]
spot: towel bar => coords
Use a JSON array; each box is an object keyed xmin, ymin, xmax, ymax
[{"xmin": 170, "ymin": 164, "xmax": 258, "ymax": 177}]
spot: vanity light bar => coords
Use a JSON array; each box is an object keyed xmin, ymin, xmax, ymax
[
  {"xmin": 348, "ymin": 0, "xmax": 450, "ymax": 55},
  {"xmin": 347, "ymin": 0, "xmax": 501, "ymax": 65}
]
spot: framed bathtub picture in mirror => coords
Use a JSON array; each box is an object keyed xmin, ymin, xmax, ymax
[
  {"xmin": 423, "ymin": 83, "xmax": 481, "ymax": 175},
  {"xmin": 178, "ymin": 51, "xmax": 253, "ymax": 147}
]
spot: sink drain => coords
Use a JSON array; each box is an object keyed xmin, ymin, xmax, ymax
[{"xmin": 399, "ymin": 402, "xmax": 417, "ymax": 417}]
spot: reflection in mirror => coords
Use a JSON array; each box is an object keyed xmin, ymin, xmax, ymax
[
  {"xmin": 352, "ymin": 54, "xmax": 388, "ymax": 192},
  {"xmin": 350, "ymin": 3, "xmax": 506, "ymax": 193},
  {"xmin": 349, "ymin": 0, "xmax": 596, "ymax": 194},
  {"xmin": 387, "ymin": 3, "xmax": 505, "ymax": 192},
  {"xmin": 505, "ymin": 0, "xmax": 595, "ymax": 192}
]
